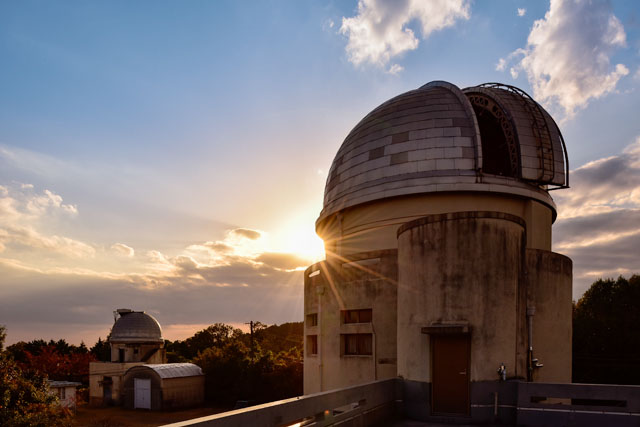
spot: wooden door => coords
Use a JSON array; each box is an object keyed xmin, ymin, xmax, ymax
[
  {"xmin": 134, "ymin": 378, "xmax": 151, "ymax": 409},
  {"xmin": 431, "ymin": 334, "xmax": 470, "ymax": 415}
]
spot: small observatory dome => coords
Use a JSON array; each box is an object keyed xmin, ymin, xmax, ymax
[
  {"xmin": 319, "ymin": 81, "xmax": 568, "ymax": 226},
  {"xmin": 109, "ymin": 308, "xmax": 163, "ymax": 344}
]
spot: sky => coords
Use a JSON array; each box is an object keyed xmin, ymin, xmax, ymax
[{"xmin": 1, "ymin": 0, "xmax": 640, "ymax": 346}]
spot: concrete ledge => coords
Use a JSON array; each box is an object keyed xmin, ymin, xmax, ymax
[{"xmin": 397, "ymin": 211, "xmax": 526, "ymax": 237}]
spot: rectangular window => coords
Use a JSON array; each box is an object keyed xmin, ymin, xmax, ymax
[
  {"xmin": 307, "ymin": 335, "xmax": 318, "ymax": 356},
  {"xmin": 342, "ymin": 334, "xmax": 373, "ymax": 356},
  {"xmin": 342, "ymin": 309, "xmax": 372, "ymax": 324},
  {"xmin": 306, "ymin": 313, "xmax": 318, "ymax": 327},
  {"xmin": 58, "ymin": 387, "xmax": 66, "ymax": 400}
]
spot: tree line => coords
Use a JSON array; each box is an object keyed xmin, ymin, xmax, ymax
[{"xmin": 572, "ymin": 274, "xmax": 640, "ymax": 384}]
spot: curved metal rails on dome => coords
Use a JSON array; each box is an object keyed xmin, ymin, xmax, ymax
[{"xmin": 467, "ymin": 82, "xmax": 569, "ymax": 189}]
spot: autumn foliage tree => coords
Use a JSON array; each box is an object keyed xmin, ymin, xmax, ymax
[
  {"xmin": 6, "ymin": 340, "xmax": 96, "ymax": 385},
  {"xmin": 0, "ymin": 326, "xmax": 72, "ymax": 427}
]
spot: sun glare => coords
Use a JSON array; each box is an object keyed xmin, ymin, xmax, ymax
[{"xmin": 268, "ymin": 210, "xmax": 326, "ymax": 263}]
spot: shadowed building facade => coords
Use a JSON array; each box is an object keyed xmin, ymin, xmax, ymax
[{"xmin": 303, "ymin": 81, "xmax": 572, "ymax": 416}]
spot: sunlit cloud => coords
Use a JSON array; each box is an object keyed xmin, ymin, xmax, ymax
[
  {"xmin": 0, "ymin": 183, "xmax": 92, "ymax": 258},
  {"xmin": 497, "ymin": 0, "xmax": 628, "ymax": 120},
  {"xmin": 553, "ymin": 137, "xmax": 640, "ymax": 296},
  {"xmin": 231, "ymin": 228, "xmax": 261, "ymax": 240},
  {"xmin": 517, "ymin": 8, "xmax": 526, "ymax": 17},
  {"xmin": 554, "ymin": 137, "xmax": 640, "ymax": 219},
  {"xmin": 340, "ymin": 0, "xmax": 470, "ymax": 68},
  {"xmin": 111, "ymin": 243, "xmax": 135, "ymax": 257}
]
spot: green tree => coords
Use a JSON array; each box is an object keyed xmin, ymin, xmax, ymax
[
  {"xmin": 90, "ymin": 337, "xmax": 111, "ymax": 362},
  {"xmin": 0, "ymin": 334, "xmax": 72, "ymax": 426},
  {"xmin": 194, "ymin": 338, "xmax": 303, "ymax": 405},
  {"xmin": 573, "ymin": 274, "xmax": 640, "ymax": 384},
  {"xmin": 168, "ymin": 323, "xmax": 243, "ymax": 361}
]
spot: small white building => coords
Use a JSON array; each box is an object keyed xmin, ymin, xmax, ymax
[
  {"xmin": 48, "ymin": 380, "xmax": 82, "ymax": 412},
  {"xmin": 122, "ymin": 363, "xmax": 205, "ymax": 410}
]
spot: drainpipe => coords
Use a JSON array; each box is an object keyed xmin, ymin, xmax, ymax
[
  {"xmin": 371, "ymin": 321, "xmax": 377, "ymax": 381},
  {"xmin": 317, "ymin": 286, "xmax": 324, "ymax": 391},
  {"xmin": 527, "ymin": 307, "xmax": 535, "ymax": 382}
]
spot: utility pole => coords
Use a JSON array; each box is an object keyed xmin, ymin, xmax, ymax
[{"xmin": 245, "ymin": 320, "xmax": 255, "ymax": 359}]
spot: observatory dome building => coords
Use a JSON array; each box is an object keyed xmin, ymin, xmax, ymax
[
  {"xmin": 304, "ymin": 81, "xmax": 572, "ymax": 416},
  {"xmin": 89, "ymin": 309, "xmax": 167, "ymax": 406},
  {"xmin": 109, "ymin": 309, "xmax": 165, "ymax": 363}
]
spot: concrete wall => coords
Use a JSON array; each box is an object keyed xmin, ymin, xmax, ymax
[
  {"xmin": 525, "ymin": 249, "xmax": 573, "ymax": 383},
  {"xmin": 89, "ymin": 362, "xmax": 143, "ymax": 406},
  {"xmin": 49, "ymin": 385, "xmax": 79, "ymax": 410},
  {"xmin": 110, "ymin": 342, "xmax": 165, "ymax": 363},
  {"xmin": 318, "ymin": 192, "xmax": 553, "ymax": 257},
  {"xmin": 162, "ymin": 376, "xmax": 206, "ymax": 409},
  {"xmin": 397, "ymin": 212, "xmax": 526, "ymax": 382},
  {"xmin": 305, "ymin": 191, "xmax": 571, "ymax": 398},
  {"xmin": 304, "ymin": 250, "xmax": 398, "ymax": 394}
]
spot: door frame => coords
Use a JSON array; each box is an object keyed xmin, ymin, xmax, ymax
[
  {"xmin": 423, "ymin": 325, "xmax": 471, "ymax": 416},
  {"xmin": 134, "ymin": 378, "xmax": 151, "ymax": 410}
]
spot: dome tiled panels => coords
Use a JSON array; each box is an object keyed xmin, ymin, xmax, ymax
[
  {"xmin": 109, "ymin": 312, "xmax": 164, "ymax": 343},
  {"xmin": 318, "ymin": 81, "xmax": 567, "ymax": 223}
]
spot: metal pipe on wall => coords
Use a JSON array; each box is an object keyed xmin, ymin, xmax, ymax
[{"xmin": 527, "ymin": 306, "xmax": 535, "ymax": 382}]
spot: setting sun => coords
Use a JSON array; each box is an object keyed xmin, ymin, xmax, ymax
[{"xmin": 267, "ymin": 210, "xmax": 325, "ymax": 264}]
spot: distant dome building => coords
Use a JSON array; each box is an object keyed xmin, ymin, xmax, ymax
[
  {"xmin": 304, "ymin": 81, "xmax": 572, "ymax": 417},
  {"xmin": 90, "ymin": 308, "xmax": 167, "ymax": 406},
  {"xmin": 109, "ymin": 309, "xmax": 165, "ymax": 363}
]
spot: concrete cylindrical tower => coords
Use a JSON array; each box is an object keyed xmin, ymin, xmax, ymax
[{"xmin": 397, "ymin": 212, "xmax": 525, "ymax": 384}]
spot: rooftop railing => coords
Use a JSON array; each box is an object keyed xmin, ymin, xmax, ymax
[{"xmin": 162, "ymin": 378, "xmax": 398, "ymax": 427}]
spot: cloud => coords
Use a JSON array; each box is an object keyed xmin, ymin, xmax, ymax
[
  {"xmin": 0, "ymin": 212, "xmax": 314, "ymax": 344},
  {"xmin": 553, "ymin": 137, "xmax": 640, "ymax": 296},
  {"xmin": 111, "ymin": 243, "xmax": 134, "ymax": 257},
  {"xmin": 517, "ymin": 8, "xmax": 526, "ymax": 17},
  {"xmin": 386, "ymin": 63, "xmax": 404, "ymax": 75},
  {"xmin": 1, "ymin": 225, "xmax": 95, "ymax": 258},
  {"xmin": 340, "ymin": 0, "xmax": 470, "ymax": 68},
  {"xmin": 554, "ymin": 138, "xmax": 640, "ymax": 220},
  {"xmin": 323, "ymin": 19, "xmax": 335, "ymax": 32},
  {"xmin": 498, "ymin": 0, "xmax": 628, "ymax": 120},
  {"xmin": 0, "ymin": 183, "xmax": 93, "ymax": 258},
  {"xmin": 255, "ymin": 252, "xmax": 310, "ymax": 271},
  {"xmin": 230, "ymin": 228, "xmax": 261, "ymax": 240},
  {"xmin": 0, "ymin": 261, "xmax": 303, "ymax": 345}
]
